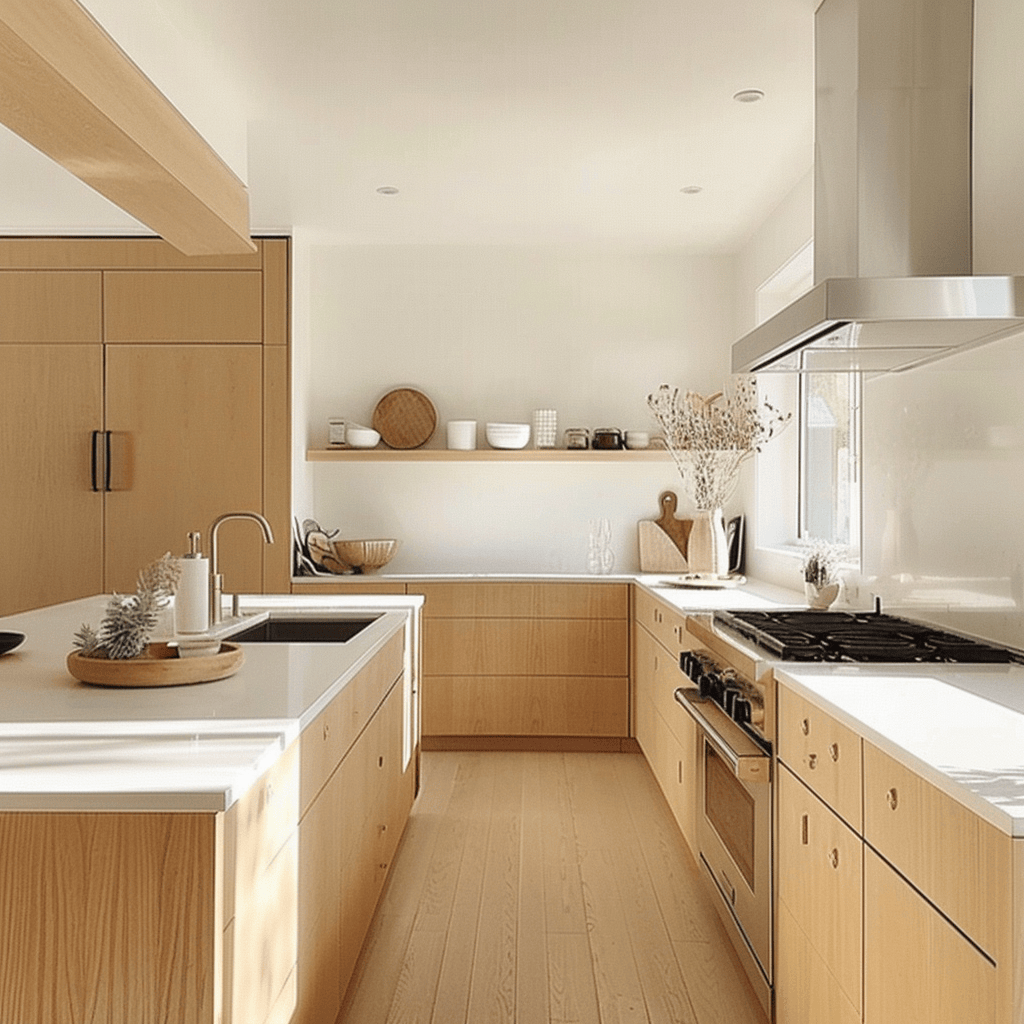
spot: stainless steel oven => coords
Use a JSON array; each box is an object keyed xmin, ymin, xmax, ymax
[
  {"xmin": 674, "ymin": 615, "xmax": 777, "ymax": 1015},
  {"xmin": 678, "ymin": 688, "xmax": 772, "ymax": 972}
]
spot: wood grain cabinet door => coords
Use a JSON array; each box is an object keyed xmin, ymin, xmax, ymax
[
  {"xmin": 103, "ymin": 344, "xmax": 264, "ymax": 594},
  {"xmin": 776, "ymin": 765, "xmax": 862, "ymax": 1021},
  {"xmin": 0, "ymin": 344, "xmax": 104, "ymax": 615},
  {"xmin": 864, "ymin": 847, "xmax": 999, "ymax": 1024}
]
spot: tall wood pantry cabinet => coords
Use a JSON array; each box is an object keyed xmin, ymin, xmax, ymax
[{"xmin": 0, "ymin": 237, "xmax": 291, "ymax": 616}]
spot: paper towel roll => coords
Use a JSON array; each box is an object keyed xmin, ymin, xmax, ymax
[{"xmin": 175, "ymin": 556, "xmax": 209, "ymax": 634}]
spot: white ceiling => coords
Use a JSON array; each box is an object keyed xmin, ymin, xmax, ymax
[{"xmin": 0, "ymin": 0, "xmax": 816, "ymax": 251}]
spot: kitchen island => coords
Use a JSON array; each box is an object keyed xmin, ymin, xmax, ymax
[{"xmin": 0, "ymin": 592, "xmax": 423, "ymax": 1024}]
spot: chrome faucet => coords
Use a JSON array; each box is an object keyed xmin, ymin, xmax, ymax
[{"xmin": 208, "ymin": 511, "xmax": 275, "ymax": 624}]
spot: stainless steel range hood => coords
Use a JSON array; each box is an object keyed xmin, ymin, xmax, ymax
[{"xmin": 732, "ymin": 0, "xmax": 1024, "ymax": 374}]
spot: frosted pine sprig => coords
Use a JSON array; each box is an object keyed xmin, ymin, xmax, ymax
[
  {"xmin": 647, "ymin": 378, "xmax": 790, "ymax": 510},
  {"xmin": 73, "ymin": 552, "xmax": 181, "ymax": 660}
]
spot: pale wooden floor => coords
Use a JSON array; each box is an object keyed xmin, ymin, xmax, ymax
[{"xmin": 338, "ymin": 751, "xmax": 768, "ymax": 1024}]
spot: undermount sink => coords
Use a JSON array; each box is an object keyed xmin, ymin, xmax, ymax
[{"xmin": 228, "ymin": 617, "xmax": 379, "ymax": 643}]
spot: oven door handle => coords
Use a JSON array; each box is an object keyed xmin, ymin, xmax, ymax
[{"xmin": 674, "ymin": 687, "xmax": 771, "ymax": 785}]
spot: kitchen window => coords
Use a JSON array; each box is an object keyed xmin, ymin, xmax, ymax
[{"xmin": 799, "ymin": 371, "xmax": 860, "ymax": 549}]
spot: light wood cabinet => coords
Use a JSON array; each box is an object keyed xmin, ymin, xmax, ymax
[
  {"xmin": 777, "ymin": 765, "xmax": 861, "ymax": 1019},
  {"xmin": 417, "ymin": 581, "xmax": 630, "ymax": 745},
  {"xmin": 775, "ymin": 680, "xmax": 1019, "ymax": 1024},
  {"xmin": 632, "ymin": 594, "xmax": 699, "ymax": 852},
  {"xmin": 864, "ymin": 846, "xmax": 999, "ymax": 1024},
  {"xmin": 778, "ymin": 683, "xmax": 862, "ymax": 831},
  {"xmin": 863, "ymin": 740, "xmax": 1011, "ymax": 963},
  {"xmin": 0, "ymin": 238, "xmax": 291, "ymax": 616},
  {"xmin": 296, "ymin": 632, "xmax": 414, "ymax": 1022},
  {"xmin": 0, "ymin": 344, "xmax": 105, "ymax": 611}
]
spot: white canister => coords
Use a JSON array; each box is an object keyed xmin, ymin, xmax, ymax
[
  {"xmin": 532, "ymin": 409, "xmax": 558, "ymax": 448},
  {"xmin": 625, "ymin": 430, "xmax": 650, "ymax": 450},
  {"xmin": 446, "ymin": 420, "xmax": 477, "ymax": 450}
]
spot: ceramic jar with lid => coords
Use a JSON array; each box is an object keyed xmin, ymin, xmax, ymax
[{"xmin": 564, "ymin": 427, "xmax": 590, "ymax": 450}]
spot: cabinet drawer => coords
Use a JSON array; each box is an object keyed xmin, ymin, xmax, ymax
[
  {"xmin": 863, "ymin": 741, "xmax": 1011, "ymax": 962},
  {"xmin": 300, "ymin": 630, "xmax": 404, "ymax": 814},
  {"xmin": 633, "ymin": 587, "xmax": 688, "ymax": 652},
  {"xmin": 778, "ymin": 685, "xmax": 862, "ymax": 831},
  {"xmin": 778, "ymin": 765, "xmax": 862, "ymax": 1012},
  {"xmin": 416, "ymin": 581, "xmax": 628, "ymax": 618},
  {"xmin": 422, "ymin": 675, "xmax": 629, "ymax": 736},
  {"xmin": 226, "ymin": 741, "xmax": 299, "ymax": 922},
  {"xmin": 423, "ymin": 619, "xmax": 628, "ymax": 676},
  {"xmin": 864, "ymin": 846, "xmax": 999, "ymax": 1024},
  {"xmin": 633, "ymin": 621, "xmax": 692, "ymax": 728}
]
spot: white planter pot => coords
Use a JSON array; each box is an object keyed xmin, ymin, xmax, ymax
[{"xmin": 805, "ymin": 580, "xmax": 840, "ymax": 610}]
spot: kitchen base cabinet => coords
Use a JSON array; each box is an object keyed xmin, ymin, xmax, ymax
[
  {"xmin": 632, "ymin": 594, "xmax": 698, "ymax": 852},
  {"xmin": 864, "ymin": 847, "xmax": 999, "ymax": 1024},
  {"xmin": 296, "ymin": 632, "xmax": 415, "ymax": 1023},
  {"xmin": 776, "ymin": 766, "xmax": 861, "ymax": 1021},
  {"xmin": 416, "ymin": 582, "xmax": 630, "ymax": 747}
]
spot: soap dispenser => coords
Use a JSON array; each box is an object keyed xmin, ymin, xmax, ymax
[{"xmin": 175, "ymin": 532, "xmax": 210, "ymax": 634}]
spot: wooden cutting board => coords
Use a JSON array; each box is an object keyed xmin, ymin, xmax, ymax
[
  {"xmin": 372, "ymin": 387, "xmax": 437, "ymax": 449},
  {"xmin": 637, "ymin": 490, "xmax": 691, "ymax": 572}
]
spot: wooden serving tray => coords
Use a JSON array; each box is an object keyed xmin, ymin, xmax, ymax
[
  {"xmin": 67, "ymin": 642, "xmax": 244, "ymax": 687},
  {"xmin": 372, "ymin": 387, "xmax": 437, "ymax": 449}
]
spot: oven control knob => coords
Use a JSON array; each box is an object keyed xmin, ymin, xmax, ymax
[
  {"xmin": 680, "ymin": 651, "xmax": 697, "ymax": 679},
  {"xmin": 733, "ymin": 697, "xmax": 752, "ymax": 725},
  {"xmin": 723, "ymin": 687, "xmax": 740, "ymax": 716},
  {"xmin": 698, "ymin": 671, "xmax": 715, "ymax": 699}
]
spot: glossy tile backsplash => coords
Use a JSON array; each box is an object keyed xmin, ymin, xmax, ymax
[{"xmin": 862, "ymin": 327, "xmax": 1024, "ymax": 649}]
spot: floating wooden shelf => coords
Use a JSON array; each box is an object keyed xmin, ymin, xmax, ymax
[{"xmin": 307, "ymin": 448, "xmax": 672, "ymax": 462}]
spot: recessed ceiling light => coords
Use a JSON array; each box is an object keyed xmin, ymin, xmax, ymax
[
  {"xmin": 376, "ymin": 186, "xmax": 399, "ymax": 195},
  {"xmin": 680, "ymin": 185, "xmax": 703, "ymax": 195},
  {"xmin": 733, "ymin": 89, "xmax": 765, "ymax": 103}
]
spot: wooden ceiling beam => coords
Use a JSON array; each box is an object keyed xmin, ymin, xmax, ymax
[{"xmin": 0, "ymin": 0, "xmax": 255, "ymax": 255}]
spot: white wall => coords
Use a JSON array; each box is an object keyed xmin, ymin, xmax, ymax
[
  {"xmin": 732, "ymin": 173, "xmax": 812, "ymax": 591},
  {"xmin": 295, "ymin": 242, "xmax": 738, "ymax": 573}
]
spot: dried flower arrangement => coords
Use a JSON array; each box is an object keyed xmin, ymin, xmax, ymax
[
  {"xmin": 647, "ymin": 378, "xmax": 791, "ymax": 510},
  {"xmin": 801, "ymin": 540, "xmax": 845, "ymax": 587},
  {"xmin": 73, "ymin": 553, "xmax": 182, "ymax": 660}
]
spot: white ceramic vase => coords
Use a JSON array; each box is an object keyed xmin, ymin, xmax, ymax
[
  {"xmin": 688, "ymin": 508, "xmax": 730, "ymax": 576},
  {"xmin": 805, "ymin": 580, "xmax": 840, "ymax": 610}
]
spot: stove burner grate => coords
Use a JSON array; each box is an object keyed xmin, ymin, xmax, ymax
[{"xmin": 715, "ymin": 610, "xmax": 1021, "ymax": 664}]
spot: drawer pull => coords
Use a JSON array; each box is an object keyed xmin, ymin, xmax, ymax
[
  {"xmin": 801, "ymin": 813, "xmax": 809, "ymax": 845},
  {"xmin": 801, "ymin": 718, "xmax": 810, "ymax": 736},
  {"xmin": 829, "ymin": 742, "xmax": 840, "ymax": 762},
  {"xmin": 323, "ymin": 722, "xmax": 331, "ymax": 741},
  {"xmin": 378, "ymin": 755, "xmax": 385, "ymax": 769},
  {"xmin": 886, "ymin": 787, "xmax": 899, "ymax": 810},
  {"xmin": 829, "ymin": 848, "xmax": 840, "ymax": 869},
  {"xmin": 807, "ymin": 753, "xmax": 818, "ymax": 770}
]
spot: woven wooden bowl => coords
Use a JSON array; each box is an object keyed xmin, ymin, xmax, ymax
[{"xmin": 332, "ymin": 539, "xmax": 398, "ymax": 574}]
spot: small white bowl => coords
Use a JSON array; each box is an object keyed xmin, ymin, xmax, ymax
[
  {"xmin": 485, "ymin": 422, "xmax": 531, "ymax": 449},
  {"xmin": 346, "ymin": 425, "xmax": 381, "ymax": 448}
]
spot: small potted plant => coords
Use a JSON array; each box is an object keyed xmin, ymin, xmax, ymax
[{"xmin": 802, "ymin": 541, "xmax": 844, "ymax": 610}]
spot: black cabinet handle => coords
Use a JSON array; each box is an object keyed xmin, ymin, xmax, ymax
[
  {"xmin": 91, "ymin": 431, "xmax": 103, "ymax": 492},
  {"xmin": 104, "ymin": 430, "xmax": 112, "ymax": 492}
]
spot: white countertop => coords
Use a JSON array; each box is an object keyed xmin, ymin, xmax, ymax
[
  {"xmin": 777, "ymin": 663, "xmax": 1024, "ymax": 837},
  {"xmin": 0, "ymin": 593, "xmax": 421, "ymax": 812}
]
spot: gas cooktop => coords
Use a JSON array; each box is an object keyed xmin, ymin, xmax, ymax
[{"xmin": 714, "ymin": 609, "xmax": 1024, "ymax": 664}]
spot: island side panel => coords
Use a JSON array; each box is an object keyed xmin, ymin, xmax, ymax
[{"xmin": 0, "ymin": 811, "xmax": 221, "ymax": 1024}]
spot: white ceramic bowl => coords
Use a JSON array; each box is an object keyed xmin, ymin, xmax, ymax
[
  {"xmin": 346, "ymin": 425, "xmax": 381, "ymax": 448},
  {"xmin": 485, "ymin": 422, "xmax": 531, "ymax": 449}
]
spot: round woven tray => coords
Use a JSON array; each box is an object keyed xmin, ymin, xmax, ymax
[
  {"xmin": 372, "ymin": 387, "xmax": 437, "ymax": 449},
  {"xmin": 67, "ymin": 642, "xmax": 244, "ymax": 687}
]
